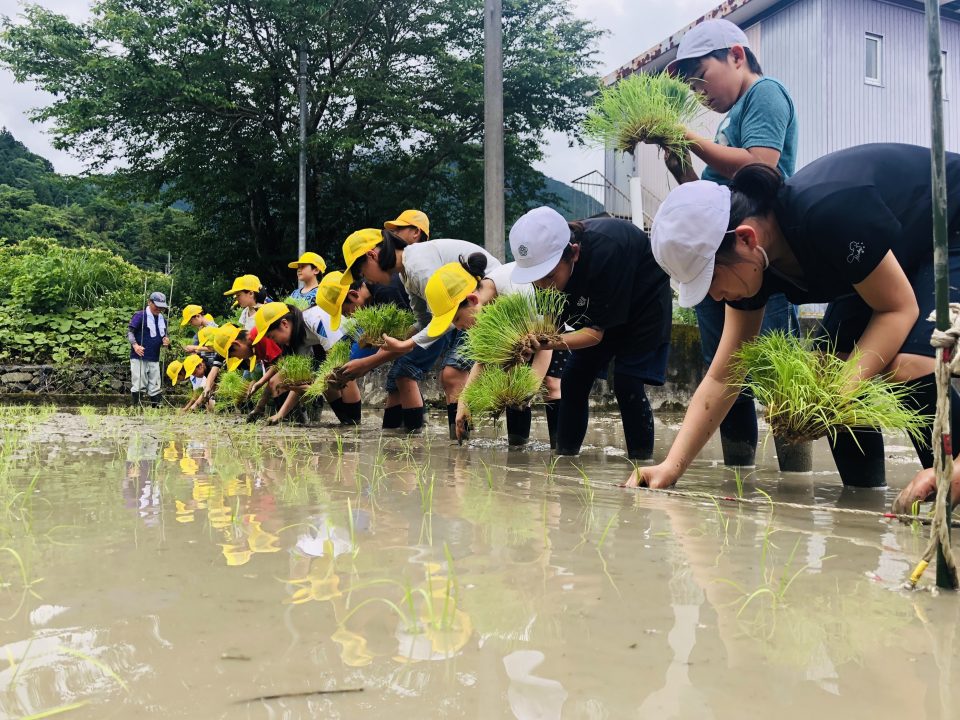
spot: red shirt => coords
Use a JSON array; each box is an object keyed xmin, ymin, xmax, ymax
[{"xmin": 249, "ymin": 328, "xmax": 282, "ymax": 365}]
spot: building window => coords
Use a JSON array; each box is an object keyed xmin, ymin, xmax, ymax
[{"xmin": 865, "ymin": 33, "xmax": 882, "ymax": 86}]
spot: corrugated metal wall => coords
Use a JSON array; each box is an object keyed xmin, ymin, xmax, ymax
[{"xmin": 608, "ymin": 0, "xmax": 960, "ymax": 222}]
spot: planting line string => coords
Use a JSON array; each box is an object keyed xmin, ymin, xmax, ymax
[
  {"xmin": 912, "ymin": 307, "xmax": 960, "ymax": 587},
  {"xmin": 481, "ymin": 460, "xmax": 960, "ymax": 529}
]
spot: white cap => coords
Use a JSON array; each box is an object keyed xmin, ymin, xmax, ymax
[
  {"xmin": 666, "ymin": 19, "xmax": 750, "ymax": 76},
  {"xmin": 509, "ymin": 207, "xmax": 571, "ymax": 284},
  {"xmin": 650, "ymin": 181, "xmax": 731, "ymax": 308}
]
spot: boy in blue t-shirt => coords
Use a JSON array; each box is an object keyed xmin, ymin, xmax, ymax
[{"xmin": 650, "ymin": 19, "xmax": 802, "ymax": 469}]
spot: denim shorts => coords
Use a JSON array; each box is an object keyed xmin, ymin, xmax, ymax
[
  {"xmin": 695, "ymin": 292, "xmax": 799, "ymax": 365},
  {"xmin": 385, "ymin": 329, "xmax": 473, "ymax": 392}
]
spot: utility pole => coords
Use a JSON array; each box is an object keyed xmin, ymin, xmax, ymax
[
  {"xmin": 483, "ymin": 0, "xmax": 505, "ymax": 262},
  {"xmin": 298, "ymin": 43, "xmax": 308, "ymax": 261}
]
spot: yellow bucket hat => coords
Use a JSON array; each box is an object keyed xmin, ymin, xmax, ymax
[
  {"xmin": 224, "ymin": 274, "xmax": 262, "ymax": 296},
  {"xmin": 316, "ymin": 271, "xmax": 350, "ymax": 330},
  {"xmin": 166, "ymin": 360, "xmax": 184, "ymax": 385},
  {"xmin": 212, "ymin": 323, "xmax": 241, "ymax": 358},
  {"xmin": 226, "ymin": 356, "xmax": 255, "ymax": 373},
  {"xmin": 183, "ymin": 353, "xmax": 203, "ymax": 376},
  {"xmin": 197, "ymin": 326, "xmax": 217, "ymax": 347},
  {"xmin": 180, "ymin": 304, "xmax": 203, "ymax": 326},
  {"xmin": 425, "ymin": 263, "xmax": 479, "ymax": 337},
  {"xmin": 288, "ymin": 251, "xmax": 327, "ymax": 273},
  {"xmin": 251, "ymin": 302, "xmax": 290, "ymax": 345},
  {"xmin": 339, "ymin": 228, "xmax": 385, "ymax": 286},
  {"xmin": 385, "ymin": 209, "xmax": 430, "ymax": 238}
]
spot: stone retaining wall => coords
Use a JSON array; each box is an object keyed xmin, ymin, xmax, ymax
[{"xmin": 0, "ymin": 325, "xmax": 707, "ymax": 408}]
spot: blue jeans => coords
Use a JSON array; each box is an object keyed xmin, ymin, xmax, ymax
[
  {"xmin": 694, "ymin": 293, "xmax": 800, "ymax": 464},
  {"xmin": 384, "ymin": 330, "xmax": 472, "ymax": 393}
]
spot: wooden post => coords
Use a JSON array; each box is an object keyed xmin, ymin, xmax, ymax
[
  {"xmin": 924, "ymin": 0, "xmax": 956, "ymax": 590},
  {"xmin": 483, "ymin": 0, "xmax": 506, "ymax": 262}
]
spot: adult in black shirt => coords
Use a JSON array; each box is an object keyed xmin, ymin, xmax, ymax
[
  {"xmin": 509, "ymin": 207, "xmax": 672, "ymax": 459},
  {"xmin": 627, "ymin": 143, "xmax": 960, "ymax": 492}
]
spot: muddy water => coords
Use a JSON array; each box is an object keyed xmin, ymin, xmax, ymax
[{"xmin": 0, "ymin": 407, "xmax": 958, "ymax": 719}]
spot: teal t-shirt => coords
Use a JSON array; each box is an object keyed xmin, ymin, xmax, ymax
[{"xmin": 701, "ymin": 76, "xmax": 798, "ymax": 185}]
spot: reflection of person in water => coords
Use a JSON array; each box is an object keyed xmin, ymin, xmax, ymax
[{"xmin": 123, "ymin": 433, "xmax": 161, "ymax": 525}]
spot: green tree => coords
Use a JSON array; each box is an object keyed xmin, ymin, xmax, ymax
[{"xmin": 1, "ymin": 0, "xmax": 601, "ymax": 304}]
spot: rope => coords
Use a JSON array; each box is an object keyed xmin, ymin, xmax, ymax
[
  {"xmin": 483, "ymin": 461, "xmax": 960, "ymax": 528},
  {"xmin": 908, "ymin": 306, "xmax": 960, "ymax": 587}
]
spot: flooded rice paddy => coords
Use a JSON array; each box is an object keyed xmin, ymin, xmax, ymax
[{"xmin": 0, "ymin": 404, "xmax": 958, "ymax": 719}]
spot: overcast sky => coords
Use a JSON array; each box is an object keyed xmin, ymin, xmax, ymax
[{"xmin": 0, "ymin": 0, "xmax": 719, "ymax": 181}]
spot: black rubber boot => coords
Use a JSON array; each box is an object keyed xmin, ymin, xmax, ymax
[
  {"xmin": 902, "ymin": 373, "xmax": 960, "ymax": 468},
  {"xmin": 829, "ymin": 428, "xmax": 886, "ymax": 487},
  {"xmin": 402, "ymin": 406, "xmax": 425, "ymax": 433},
  {"xmin": 718, "ymin": 393, "xmax": 759, "ymax": 467},
  {"xmin": 382, "ymin": 404, "xmax": 403, "ymax": 429},
  {"xmin": 131, "ymin": 392, "xmax": 142, "ymax": 408},
  {"xmin": 505, "ymin": 406, "xmax": 532, "ymax": 446},
  {"xmin": 447, "ymin": 403, "xmax": 459, "ymax": 441},
  {"xmin": 148, "ymin": 393, "xmax": 162, "ymax": 407},
  {"xmin": 330, "ymin": 398, "xmax": 361, "ymax": 426},
  {"xmin": 543, "ymin": 399, "xmax": 560, "ymax": 450}
]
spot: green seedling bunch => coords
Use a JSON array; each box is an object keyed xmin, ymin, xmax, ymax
[
  {"xmin": 283, "ymin": 296, "xmax": 311, "ymax": 311},
  {"xmin": 275, "ymin": 354, "xmax": 315, "ymax": 385},
  {"xmin": 583, "ymin": 72, "xmax": 702, "ymax": 157},
  {"xmin": 304, "ymin": 340, "xmax": 351, "ymax": 403},
  {"xmin": 731, "ymin": 331, "xmax": 928, "ymax": 445},
  {"xmin": 463, "ymin": 288, "xmax": 567, "ymax": 366},
  {"xmin": 461, "ymin": 365, "xmax": 542, "ymax": 418},
  {"xmin": 215, "ymin": 371, "xmax": 250, "ymax": 410},
  {"xmin": 348, "ymin": 305, "xmax": 416, "ymax": 347}
]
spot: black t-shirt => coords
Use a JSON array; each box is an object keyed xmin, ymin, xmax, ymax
[
  {"xmin": 731, "ymin": 143, "xmax": 960, "ymax": 311},
  {"xmin": 561, "ymin": 217, "xmax": 672, "ymax": 354}
]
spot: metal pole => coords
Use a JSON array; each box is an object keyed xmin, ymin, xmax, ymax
[
  {"xmin": 483, "ymin": 0, "xmax": 505, "ymax": 262},
  {"xmin": 298, "ymin": 43, "xmax": 308, "ymax": 261},
  {"xmin": 925, "ymin": 0, "xmax": 956, "ymax": 589}
]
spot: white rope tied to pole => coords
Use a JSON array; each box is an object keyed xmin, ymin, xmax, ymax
[{"xmin": 910, "ymin": 307, "xmax": 960, "ymax": 587}]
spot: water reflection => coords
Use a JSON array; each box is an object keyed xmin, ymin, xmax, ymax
[{"xmin": 0, "ymin": 411, "xmax": 957, "ymax": 718}]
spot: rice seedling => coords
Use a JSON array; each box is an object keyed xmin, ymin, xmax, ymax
[
  {"xmin": 275, "ymin": 354, "xmax": 315, "ymax": 386},
  {"xmin": 215, "ymin": 371, "xmax": 250, "ymax": 410},
  {"xmin": 283, "ymin": 295, "xmax": 312, "ymax": 311},
  {"xmin": 348, "ymin": 305, "xmax": 416, "ymax": 347},
  {"xmin": 582, "ymin": 71, "xmax": 702, "ymax": 157},
  {"xmin": 463, "ymin": 289, "xmax": 567, "ymax": 367},
  {"xmin": 731, "ymin": 331, "xmax": 929, "ymax": 445},
  {"xmin": 304, "ymin": 341, "xmax": 352, "ymax": 402},
  {"xmin": 461, "ymin": 365, "xmax": 543, "ymax": 419}
]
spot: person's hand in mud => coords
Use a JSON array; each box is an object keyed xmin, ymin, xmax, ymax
[
  {"xmin": 266, "ymin": 413, "xmax": 282, "ymax": 426},
  {"xmin": 892, "ymin": 465, "xmax": 960, "ymax": 516},
  {"xmin": 622, "ymin": 462, "xmax": 679, "ymax": 490}
]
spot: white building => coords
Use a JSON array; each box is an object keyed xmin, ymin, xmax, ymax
[{"xmin": 596, "ymin": 0, "xmax": 960, "ymax": 227}]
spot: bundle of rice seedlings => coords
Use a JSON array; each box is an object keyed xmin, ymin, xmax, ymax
[
  {"xmin": 348, "ymin": 305, "xmax": 416, "ymax": 347},
  {"xmin": 582, "ymin": 72, "xmax": 702, "ymax": 157},
  {"xmin": 461, "ymin": 365, "xmax": 543, "ymax": 419},
  {"xmin": 303, "ymin": 340, "xmax": 352, "ymax": 403},
  {"xmin": 284, "ymin": 296, "xmax": 312, "ymax": 311},
  {"xmin": 463, "ymin": 288, "xmax": 567, "ymax": 367},
  {"xmin": 731, "ymin": 331, "xmax": 928, "ymax": 445},
  {"xmin": 275, "ymin": 354, "xmax": 315, "ymax": 387},
  {"xmin": 216, "ymin": 371, "xmax": 251, "ymax": 410}
]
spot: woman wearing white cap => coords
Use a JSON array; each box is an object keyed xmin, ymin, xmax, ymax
[
  {"xmin": 509, "ymin": 206, "xmax": 672, "ymax": 460},
  {"xmin": 628, "ymin": 143, "xmax": 960, "ymax": 492}
]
